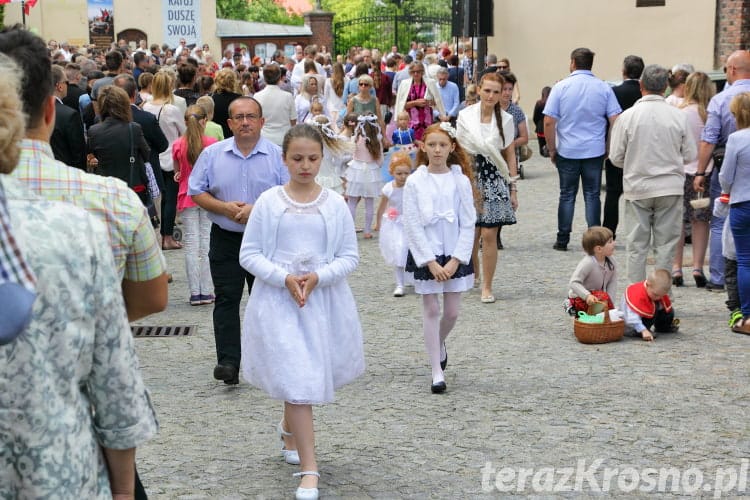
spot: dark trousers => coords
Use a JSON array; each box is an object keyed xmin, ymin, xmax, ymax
[
  {"xmin": 642, "ymin": 307, "xmax": 675, "ymax": 333},
  {"xmin": 725, "ymin": 257, "xmax": 739, "ymax": 312},
  {"xmin": 209, "ymin": 224, "xmax": 255, "ymax": 368},
  {"xmin": 160, "ymin": 170, "xmax": 178, "ymax": 237},
  {"xmin": 135, "ymin": 468, "xmax": 147, "ymax": 499},
  {"xmin": 602, "ymin": 159, "xmax": 623, "ymax": 238}
]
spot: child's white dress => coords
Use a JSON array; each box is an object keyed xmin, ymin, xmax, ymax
[
  {"xmin": 239, "ymin": 186, "xmax": 365, "ymax": 404},
  {"xmin": 403, "ymin": 165, "xmax": 476, "ymax": 295},
  {"xmin": 379, "ymin": 182, "xmax": 408, "ymax": 267},
  {"xmin": 316, "ymin": 146, "xmax": 345, "ymax": 194},
  {"xmin": 345, "ymin": 136, "xmax": 382, "ymax": 197}
]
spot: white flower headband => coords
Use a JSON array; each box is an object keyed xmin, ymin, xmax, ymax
[
  {"xmin": 439, "ymin": 122, "xmax": 457, "ymax": 139},
  {"xmin": 355, "ymin": 114, "xmax": 382, "ymax": 142},
  {"xmin": 312, "ymin": 118, "xmax": 339, "ymax": 140}
]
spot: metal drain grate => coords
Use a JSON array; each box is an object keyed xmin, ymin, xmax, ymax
[{"xmin": 132, "ymin": 325, "xmax": 196, "ymax": 338}]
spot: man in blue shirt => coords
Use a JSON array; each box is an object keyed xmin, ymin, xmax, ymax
[
  {"xmin": 543, "ymin": 47, "xmax": 621, "ymax": 251},
  {"xmin": 189, "ymin": 96, "xmax": 289, "ymax": 385},
  {"xmin": 435, "ymin": 67, "xmax": 460, "ymax": 125},
  {"xmin": 693, "ymin": 50, "xmax": 750, "ymax": 292}
]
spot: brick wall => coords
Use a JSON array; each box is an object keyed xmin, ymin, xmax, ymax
[
  {"xmin": 715, "ymin": 0, "xmax": 750, "ymax": 67},
  {"xmin": 304, "ymin": 11, "xmax": 333, "ymax": 56}
]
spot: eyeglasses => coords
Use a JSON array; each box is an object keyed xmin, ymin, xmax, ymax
[{"xmin": 231, "ymin": 113, "xmax": 261, "ymax": 122}]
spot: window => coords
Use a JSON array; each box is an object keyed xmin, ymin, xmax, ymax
[{"xmin": 637, "ymin": 0, "xmax": 665, "ymax": 6}]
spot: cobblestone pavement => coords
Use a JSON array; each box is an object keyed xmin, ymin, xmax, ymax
[{"xmin": 133, "ymin": 154, "xmax": 749, "ymax": 499}]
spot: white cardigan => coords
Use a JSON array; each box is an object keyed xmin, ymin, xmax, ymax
[
  {"xmin": 456, "ymin": 102, "xmax": 514, "ymax": 182},
  {"xmin": 403, "ymin": 165, "xmax": 476, "ymax": 267},
  {"xmin": 394, "ymin": 77, "xmax": 446, "ymax": 117},
  {"xmin": 239, "ymin": 187, "xmax": 358, "ymax": 288}
]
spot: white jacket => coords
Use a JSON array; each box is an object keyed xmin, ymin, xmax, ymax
[{"xmin": 239, "ymin": 187, "xmax": 358, "ymax": 288}]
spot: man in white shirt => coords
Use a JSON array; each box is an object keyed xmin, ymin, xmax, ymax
[
  {"xmin": 609, "ymin": 64, "xmax": 696, "ymax": 283},
  {"xmin": 291, "ymin": 44, "xmax": 326, "ymax": 93}
]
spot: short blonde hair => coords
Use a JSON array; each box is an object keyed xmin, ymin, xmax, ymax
[
  {"xmin": 196, "ymin": 95, "xmax": 215, "ymax": 119},
  {"xmin": 214, "ymin": 68, "xmax": 238, "ymax": 94},
  {"xmin": 730, "ymin": 92, "xmax": 750, "ymax": 130},
  {"xmin": 0, "ymin": 54, "xmax": 24, "ymax": 174},
  {"xmin": 647, "ymin": 268, "xmax": 672, "ymax": 295},
  {"xmin": 357, "ymin": 74, "xmax": 374, "ymax": 87}
]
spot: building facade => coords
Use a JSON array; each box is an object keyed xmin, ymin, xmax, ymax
[
  {"xmin": 5, "ymin": 0, "xmax": 220, "ymax": 52},
  {"xmin": 487, "ymin": 0, "xmax": 720, "ymax": 114}
]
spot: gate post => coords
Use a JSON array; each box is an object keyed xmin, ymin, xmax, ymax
[{"xmin": 304, "ymin": 9, "xmax": 334, "ymax": 55}]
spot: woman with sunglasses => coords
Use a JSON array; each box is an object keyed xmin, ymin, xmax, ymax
[
  {"xmin": 394, "ymin": 61, "xmax": 445, "ymax": 142},
  {"xmin": 345, "ymin": 74, "xmax": 389, "ymax": 146}
]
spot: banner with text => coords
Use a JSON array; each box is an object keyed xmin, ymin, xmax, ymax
[
  {"xmin": 88, "ymin": 0, "xmax": 114, "ymax": 48},
  {"xmin": 163, "ymin": 0, "xmax": 201, "ymax": 49}
]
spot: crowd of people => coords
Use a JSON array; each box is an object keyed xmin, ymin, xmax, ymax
[{"xmin": 2, "ymin": 23, "xmax": 750, "ymax": 500}]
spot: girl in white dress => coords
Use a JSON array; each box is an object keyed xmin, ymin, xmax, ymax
[
  {"xmin": 374, "ymin": 151, "xmax": 413, "ymax": 297},
  {"xmin": 309, "ymin": 115, "xmax": 354, "ymax": 195},
  {"xmin": 403, "ymin": 123, "xmax": 477, "ymax": 394},
  {"xmin": 239, "ymin": 124, "xmax": 365, "ymax": 500}
]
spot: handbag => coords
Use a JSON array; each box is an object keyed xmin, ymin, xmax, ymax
[
  {"xmin": 711, "ymin": 145, "xmax": 726, "ymax": 172},
  {"xmin": 128, "ymin": 123, "xmax": 160, "ymax": 228},
  {"xmin": 519, "ymin": 144, "xmax": 533, "ymax": 162}
]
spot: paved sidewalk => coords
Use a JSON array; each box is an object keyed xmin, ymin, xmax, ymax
[{"xmin": 133, "ymin": 154, "xmax": 749, "ymax": 499}]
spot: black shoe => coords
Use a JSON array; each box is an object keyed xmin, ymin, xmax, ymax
[
  {"xmin": 552, "ymin": 242, "xmax": 567, "ymax": 251},
  {"xmin": 213, "ymin": 364, "xmax": 239, "ymax": 384},
  {"xmin": 496, "ymin": 234, "xmax": 504, "ymax": 250},
  {"xmin": 705, "ymin": 282, "xmax": 725, "ymax": 292},
  {"xmin": 431, "ymin": 381, "xmax": 447, "ymax": 394},
  {"xmin": 440, "ymin": 346, "xmax": 448, "ymax": 371}
]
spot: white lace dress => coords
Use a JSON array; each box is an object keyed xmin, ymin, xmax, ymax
[
  {"xmin": 379, "ymin": 182, "xmax": 408, "ymax": 267},
  {"xmin": 240, "ymin": 187, "xmax": 365, "ymax": 404}
]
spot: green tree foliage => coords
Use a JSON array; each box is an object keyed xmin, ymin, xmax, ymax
[
  {"xmin": 323, "ymin": 0, "xmax": 450, "ymax": 55},
  {"xmin": 217, "ymin": 0, "xmax": 303, "ymax": 25},
  {"xmin": 217, "ymin": 0, "xmax": 251, "ymax": 20},
  {"xmin": 247, "ymin": 0, "xmax": 304, "ymax": 26}
]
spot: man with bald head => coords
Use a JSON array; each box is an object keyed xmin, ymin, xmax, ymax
[{"xmin": 693, "ymin": 50, "xmax": 750, "ymax": 292}]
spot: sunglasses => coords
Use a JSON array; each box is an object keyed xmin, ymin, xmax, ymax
[
  {"xmin": 498, "ymin": 65, "xmax": 509, "ymax": 70},
  {"xmin": 359, "ymin": 82, "xmax": 371, "ymax": 87}
]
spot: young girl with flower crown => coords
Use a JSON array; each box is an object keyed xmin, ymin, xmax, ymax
[
  {"xmin": 344, "ymin": 113, "xmax": 384, "ymax": 238},
  {"xmin": 309, "ymin": 115, "xmax": 354, "ymax": 195},
  {"xmin": 403, "ymin": 122, "xmax": 477, "ymax": 394},
  {"xmin": 374, "ymin": 151, "xmax": 413, "ymax": 297}
]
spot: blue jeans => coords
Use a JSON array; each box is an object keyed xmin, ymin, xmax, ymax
[
  {"xmin": 729, "ymin": 201, "xmax": 750, "ymax": 316},
  {"xmin": 555, "ymin": 155, "xmax": 604, "ymax": 245},
  {"xmin": 709, "ymin": 169, "xmax": 726, "ymax": 284}
]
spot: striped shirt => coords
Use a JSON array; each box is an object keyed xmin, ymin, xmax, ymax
[{"xmin": 11, "ymin": 139, "xmax": 165, "ymax": 282}]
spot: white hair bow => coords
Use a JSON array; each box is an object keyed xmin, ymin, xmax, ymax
[{"xmin": 439, "ymin": 121, "xmax": 457, "ymax": 139}]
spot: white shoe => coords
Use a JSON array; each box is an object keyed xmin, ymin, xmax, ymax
[
  {"xmin": 277, "ymin": 421, "xmax": 300, "ymax": 465},
  {"xmin": 393, "ymin": 286, "xmax": 404, "ymax": 297},
  {"xmin": 294, "ymin": 471, "xmax": 320, "ymax": 500}
]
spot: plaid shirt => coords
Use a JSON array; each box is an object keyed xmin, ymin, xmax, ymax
[{"xmin": 11, "ymin": 139, "xmax": 165, "ymax": 282}]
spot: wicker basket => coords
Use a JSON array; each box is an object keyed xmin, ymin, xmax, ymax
[{"xmin": 573, "ymin": 305, "xmax": 625, "ymax": 344}]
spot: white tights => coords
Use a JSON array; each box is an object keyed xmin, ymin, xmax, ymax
[
  {"xmin": 394, "ymin": 267, "xmax": 405, "ymax": 287},
  {"xmin": 422, "ymin": 292, "xmax": 462, "ymax": 383},
  {"xmin": 347, "ymin": 196, "xmax": 375, "ymax": 233}
]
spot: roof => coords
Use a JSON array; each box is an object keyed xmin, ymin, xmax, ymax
[{"xmin": 216, "ymin": 18, "xmax": 312, "ymax": 38}]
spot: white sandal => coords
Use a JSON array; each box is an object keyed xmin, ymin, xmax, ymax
[
  {"xmin": 293, "ymin": 470, "xmax": 320, "ymax": 500},
  {"xmin": 277, "ymin": 421, "xmax": 300, "ymax": 465}
]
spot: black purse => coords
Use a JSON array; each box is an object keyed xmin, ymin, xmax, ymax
[{"xmin": 128, "ymin": 123, "xmax": 160, "ymax": 228}]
